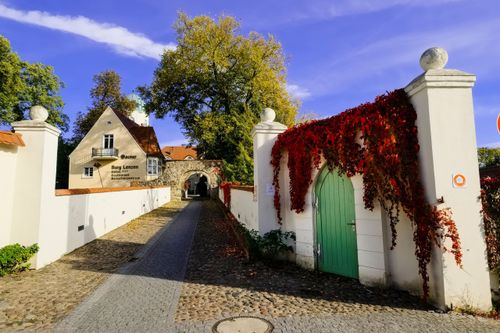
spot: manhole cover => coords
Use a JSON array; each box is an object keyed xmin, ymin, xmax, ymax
[{"xmin": 212, "ymin": 316, "xmax": 273, "ymax": 333}]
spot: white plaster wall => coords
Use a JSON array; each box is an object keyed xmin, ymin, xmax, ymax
[
  {"xmin": 35, "ymin": 186, "xmax": 170, "ymax": 268},
  {"xmin": 351, "ymin": 175, "xmax": 388, "ymax": 287},
  {"xmin": 383, "ymin": 213, "xmax": 422, "ymax": 294},
  {"xmin": 229, "ymin": 189, "xmax": 257, "ymax": 231},
  {"xmin": 281, "ymin": 158, "xmax": 316, "ymax": 270},
  {"xmin": 0, "ymin": 145, "xmax": 19, "ymax": 247}
]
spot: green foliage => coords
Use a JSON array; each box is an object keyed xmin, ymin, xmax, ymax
[
  {"xmin": 0, "ymin": 36, "xmax": 67, "ymax": 131},
  {"xmin": 73, "ymin": 70, "xmax": 136, "ymax": 141},
  {"xmin": 139, "ymin": 13, "xmax": 298, "ymax": 181},
  {"xmin": 236, "ymin": 224, "xmax": 296, "ymax": 260},
  {"xmin": 478, "ymin": 147, "xmax": 500, "ymax": 168},
  {"xmin": 0, "ymin": 243, "xmax": 39, "ymax": 277},
  {"xmin": 56, "ymin": 137, "xmax": 78, "ymax": 189}
]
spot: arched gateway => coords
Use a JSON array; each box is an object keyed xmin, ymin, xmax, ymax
[{"xmin": 136, "ymin": 160, "xmax": 222, "ymax": 199}]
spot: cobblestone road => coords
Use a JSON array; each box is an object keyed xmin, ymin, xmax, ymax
[{"xmin": 52, "ymin": 199, "xmax": 500, "ymax": 333}]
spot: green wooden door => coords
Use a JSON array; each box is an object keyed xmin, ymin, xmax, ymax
[{"xmin": 315, "ymin": 168, "xmax": 358, "ymax": 279}]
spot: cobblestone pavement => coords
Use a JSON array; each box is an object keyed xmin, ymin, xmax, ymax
[
  {"xmin": 4, "ymin": 199, "xmax": 500, "ymax": 332},
  {"xmin": 55, "ymin": 200, "xmax": 202, "ymax": 333},
  {"xmin": 0, "ymin": 200, "xmax": 187, "ymax": 332},
  {"xmin": 173, "ymin": 200, "xmax": 500, "ymax": 333}
]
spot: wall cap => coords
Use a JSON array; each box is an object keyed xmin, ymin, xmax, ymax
[
  {"xmin": 251, "ymin": 121, "xmax": 287, "ymax": 136},
  {"xmin": 11, "ymin": 120, "xmax": 61, "ymax": 136},
  {"xmin": 55, "ymin": 185, "xmax": 169, "ymax": 196},
  {"xmin": 405, "ymin": 68, "xmax": 476, "ymax": 97}
]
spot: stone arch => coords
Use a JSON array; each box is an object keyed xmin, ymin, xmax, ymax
[{"xmin": 139, "ymin": 160, "xmax": 223, "ymax": 199}]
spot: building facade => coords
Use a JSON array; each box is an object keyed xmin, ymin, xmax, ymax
[{"xmin": 68, "ymin": 106, "xmax": 164, "ymax": 189}]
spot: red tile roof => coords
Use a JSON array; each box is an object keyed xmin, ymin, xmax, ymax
[
  {"xmin": 0, "ymin": 130, "xmax": 25, "ymax": 147},
  {"xmin": 112, "ymin": 109, "xmax": 164, "ymax": 159},
  {"xmin": 161, "ymin": 146, "xmax": 198, "ymax": 160}
]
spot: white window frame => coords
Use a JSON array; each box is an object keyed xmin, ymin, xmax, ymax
[
  {"xmin": 82, "ymin": 166, "xmax": 94, "ymax": 178},
  {"xmin": 103, "ymin": 134, "xmax": 114, "ymax": 149},
  {"xmin": 147, "ymin": 157, "xmax": 159, "ymax": 176}
]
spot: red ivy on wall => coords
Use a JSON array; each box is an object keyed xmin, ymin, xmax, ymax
[
  {"xmin": 271, "ymin": 89, "xmax": 462, "ymax": 299},
  {"xmin": 480, "ymin": 177, "xmax": 500, "ymax": 271},
  {"xmin": 220, "ymin": 182, "xmax": 232, "ymax": 208}
]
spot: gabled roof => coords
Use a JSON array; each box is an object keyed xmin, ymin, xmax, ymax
[
  {"xmin": 0, "ymin": 130, "xmax": 25, "ymax": 147},
  {"xmin": 112, "ymin": 109, "xmax": 164, "ymax": 160},
  {"xmin": 161, "ymin": 146, "xmax": 198, "ymax": 160}
]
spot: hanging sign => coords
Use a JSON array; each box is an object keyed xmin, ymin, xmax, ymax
[{"xmin": 452, "ymin": 173, "xmax": 467, "ymax": 188}]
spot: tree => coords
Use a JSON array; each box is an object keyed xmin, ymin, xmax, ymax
[
  {"xmin": 139, "ymin": 13, "xmax": 298, "ymax": 183},
  {"xmin": 73, "ymin": 70, "xmax": 135, "ymax": 140},
  {"xmin": 0, "ymin": 35, "xmax": 67, "ymax": 130},
  {"xmin": 478, "ymin": 147, "xmax": 500, "ymax": 168}
]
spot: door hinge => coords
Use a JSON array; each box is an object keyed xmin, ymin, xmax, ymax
[
  {"xmin": 315, "ymin": 243, "xmax": 321, "ymax": 257},
  {"xmin": 313, "ymin": 196, "xmax": 319, "ymax": 209}
]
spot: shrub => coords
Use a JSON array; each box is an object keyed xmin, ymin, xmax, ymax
[
  {"xmin": 0, "ymin": 243, "xmax": 39, "ymax": 276},
  {"xmin": 235, "ymin": 223, "xmax": 295, "ymax": 260}
]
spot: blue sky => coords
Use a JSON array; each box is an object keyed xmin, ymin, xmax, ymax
[{"xmin": 0, "ymin": 0, "xmax": 499, "ymax": 147}]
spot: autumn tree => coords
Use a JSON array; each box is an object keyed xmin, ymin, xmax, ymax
[
  {"xmin": 478, "ymin": 147, "xmax": 500, "ymax": 168},
  {"xmin": 139, "ymin": 13, "xmax": 298, "ymax": 183},
  {"xmin": 73, "ymin": 70, "xmax": 135, "ymax": 141},
  {"xmin": 0, "ymin": 35, "xmax": 67, "ymax": 130}
]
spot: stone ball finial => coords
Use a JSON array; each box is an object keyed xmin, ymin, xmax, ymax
[
  {"xmin": 29, "ymin": 105, "xmax": 49, "ymax": 122},
  {"xmin": 261, "ymin": 108, "xmax": 276, "ymax": 123},
  {"xmin": 419, "ymin": 47, "xmax": 448, "ymax": 71}
]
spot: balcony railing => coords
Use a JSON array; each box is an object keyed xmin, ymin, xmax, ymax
[{"xmin": 92, "ymin": 147, "xmax": 119, "ymax": 159}]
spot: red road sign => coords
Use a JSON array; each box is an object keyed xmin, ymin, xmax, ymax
[{"xmin": 498, "ymin": 113, "xmax": 500, "ymax": 134}]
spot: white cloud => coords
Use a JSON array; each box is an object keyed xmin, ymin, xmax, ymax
[
  {"xmin": 286, "ymin": 84, "xmax": 311, "ymax": 100},
  {"xmin": 0, "ymin": 4, "xmax": 175, "ymax": 60},
  {"xmin": 484, "ymin": 141, "xmax": 500, "ymax": 148}
]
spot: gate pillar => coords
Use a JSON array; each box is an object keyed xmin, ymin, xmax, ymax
[
  {"xmin": 251, "ymin": 108, "xmax": 287, "ymax": 234},
  {"xmin": 405, "ymin": 47, "xmax": 492, "ymax": 310}
]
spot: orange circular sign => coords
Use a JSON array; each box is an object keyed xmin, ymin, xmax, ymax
[
  {"xmin": 453, "ymin": 173, "xmax": 466, "ymax": 187},
  {"xmin": 497, "ymin": 113, "xmax": 500, "ymax": 134}
]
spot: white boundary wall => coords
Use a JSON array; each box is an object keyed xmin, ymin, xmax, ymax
[
  {"xmin": 0, "ymin": 116, "xmax": 171, "ymax": 269},
  {"xmin": 219, "ymin": 187, "xmax": 257, "ymax": 231},
  {"xmin": 36, "ymin": 187, "xmax": 170, "ymax": 268}
]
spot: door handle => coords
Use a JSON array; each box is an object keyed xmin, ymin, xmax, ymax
[{"xmin": 316, "ymin": 243, "xmax": 321, "ymax": 257}]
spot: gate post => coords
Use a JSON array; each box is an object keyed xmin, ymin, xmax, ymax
[
  {"xmin": 404, "ymin": 48, "xmax": 492, "ymax": 310},
  {"xmin": 10, "ymin": 106, "xmax": 61, "ymax": 267},
  {"xmin": 251, "ymin": 108, "xmax": 287, "ymax": 234}
]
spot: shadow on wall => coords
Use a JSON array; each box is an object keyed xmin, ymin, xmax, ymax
[{"xmin": 145, "ymin": 189, "xmax": 159, "ymax": 212}]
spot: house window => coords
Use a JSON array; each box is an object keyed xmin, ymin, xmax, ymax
[
  {"xmin": 147, "ymin": 158, "xmax": 159, "ymax": 176},
  {"xmin": 103, "ymin": 134, "xmax": 114, "ymax": 149},
  {"xmin": 83, "ymin": 167, "xmax": 94, "ymax": 178}
]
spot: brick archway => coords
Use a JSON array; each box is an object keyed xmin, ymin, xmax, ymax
[{"xmin": 140, "ymin": 160, "xmax": 222, "ymax": 199}]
